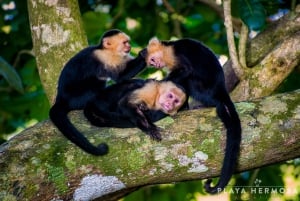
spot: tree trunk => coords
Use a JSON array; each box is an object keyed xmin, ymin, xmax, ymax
[
  {"xmin": 27, "ymin": 0, "xmax": 88, "ymax": 104},
  {"xmin": 0, "ymin": 90, "xmax": 300, "ymax": 201}
]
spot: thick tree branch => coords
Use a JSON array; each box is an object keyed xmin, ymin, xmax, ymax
[
  {"xmin": 224, "ymin": 11, "xmax": 300, "ymax": 98},
  {"xmin": 231, "ymin": 32, "xmax": 300, "ymax": 101},
  {"xmin": 0, "ymin": 90, "xmax": 300, "ymax": 201},
  {"xmin": 246, "ymin": 11, "xmax": 300, "ymax": 67}
]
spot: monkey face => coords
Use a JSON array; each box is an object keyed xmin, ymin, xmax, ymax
[
  {"xmin": 147, "ymin": 51, "xmax": 165, "ymax": 68},
  {"xmin": 158, "ymin": 88, "xmax": 186, "ymax": 115},
  {"xmin": 146, "ymin": 37, "xmax": 176, "ymax": 69},
  {"xmin": 146, "ymin": 37, "xmax": 165, "ymax": 68},
  {"xmin": 115, "ymin": 33, "xmax": 131, "ymax": 55},
  {"xmin": 103, "ymin": 33, "xmax": 131, "ymax": 56}
]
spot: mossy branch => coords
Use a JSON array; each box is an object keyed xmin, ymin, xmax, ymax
[
  {"xmin": 0, "ymin": 90, "xmax": 300, "ymax": 201},
  {"xmin": 224, "ymin": 11, "xmax": 300, "ymax": 100}
]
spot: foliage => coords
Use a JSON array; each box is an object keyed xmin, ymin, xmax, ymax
[
  {"xmin": 0, "ymin": 0, "xmax": 49, "ymax": 138},
  {"xmin": 0, "ymin": 56, "xmax": 24, "ymax": 93},
  {"xmin": 0, "ymin": 0, "xmax": 299, "ymax": 200},
  {"xmin": 237, "ymin": 0, "xmax": 266, "ymax": 30}
]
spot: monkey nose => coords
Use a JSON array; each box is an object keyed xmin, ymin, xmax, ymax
[{"xmin": 149, "ymin": 58, "xmax": 156, "ymax": 65}]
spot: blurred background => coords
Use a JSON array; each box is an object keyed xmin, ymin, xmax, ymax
[{"xmin": 0, "ymin": 0, "xmax": 299, "ymax": 200}]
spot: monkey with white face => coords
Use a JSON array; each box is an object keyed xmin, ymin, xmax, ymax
[
  {"xmin": 145, "ymin": 37, "xmax": 242, "ymax": 194},
  {"xmin": 84, "ymin": 79, "xmax": 187, "ymax": 141},
  {"xmin": 49, "ymin": 29, "xmax": 147, "ymax": 155}
]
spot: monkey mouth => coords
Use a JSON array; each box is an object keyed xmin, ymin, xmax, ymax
[
  {"xmin": 148, "ymin": 60, "xmax": 164, "ymax": 68},
  {"xmin": 162, "ymin": 103, "xmax": 172, "ymax": 113},
  {"xmin": 151, "ymin": 63, "xmax": 164, "ymax": 69},
  {"xmin": 155, "ymin": 65, "xmax": 164, "ymax": 69}
]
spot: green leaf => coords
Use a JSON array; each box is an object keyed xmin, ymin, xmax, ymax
[
  {"xmin": 238, "ymin": 0, "xmax": 266, "ymax": 31},
  {"xmin": 0, "ymin": 57, "xmax": 24, "ymax": 93}
]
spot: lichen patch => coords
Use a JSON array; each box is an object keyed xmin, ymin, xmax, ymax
[
  {"xmin": 73, "ymin": 174, "xmax": 125, "ymax": 201},
  {"xmin": 260, "ymin": 98, "xmax": 287, "ymax": 115},
  {"xmin": 178, "ymin": 151, "xmax": 208, "ymax": 173}
]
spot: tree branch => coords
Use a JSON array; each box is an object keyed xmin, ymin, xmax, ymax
[
  {"xmin": 231, "ymin": 32, "xmax": 300, "ymax": 101},
  {"xmin": 224, "ymin": 11, "xmax": 300, "ymax": 97},
  {"xmin": 246, "ymin": 11, "xmax": 300, "ymax": 67},
  {"xmin": 238, "ymin": 23, "xmax": 249, "ymax": 68},
  {"xmin": 1, "ymin": 90, "xmax": 300, "ymax": 201}
]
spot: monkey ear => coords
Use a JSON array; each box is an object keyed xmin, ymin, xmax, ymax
[
  {"xmin": 103, "ymin": 38, "xmax": 112, "ymax": 49},
  {"xmin": 148, "ymin": 37, "xmax": 160, "ymax": 45}
]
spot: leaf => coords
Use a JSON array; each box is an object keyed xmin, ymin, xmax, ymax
[
  {"xmin": 238, "ymin": 0, "xmax": 266, "ymax": 31},
  {"xmin": 0, "ymin": 56, "xmax": 24, "ymax": 93}
]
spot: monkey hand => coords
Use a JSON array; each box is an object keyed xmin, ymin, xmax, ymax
[
  {"xmin": 148, "ymin": 127, "xmax": 162, "ymax": 141},
  {"xmin": 138, "ymin": 102, "xmax": 148, "ymax": 111},
  {"xmin": 139, "ymin": 48, "xmax": 148, "ymax": 58}
]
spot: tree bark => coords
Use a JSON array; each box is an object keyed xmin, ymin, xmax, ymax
[
  {"xmin": 0, "ymin": 90, "xmax": 300, "ymax": 201},
  {"xmin": 27, "ymin": 0, "xmax": 88, "ymax": 104},
  {"xmin": 224, "ymin": 11, "xmax": 300, "ymax": 100}
]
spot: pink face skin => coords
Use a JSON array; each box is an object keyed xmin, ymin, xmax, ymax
[
  {"xmin": 158, "ymin": 91, "xmax": 182, "ymax": 114},
  {"xmin": 147, "ymin": 51, "xmax": 165, "ymax": 68},
  {"xmin": 122, "ymin": 39, "xmax": 131, "ymax": 53}
]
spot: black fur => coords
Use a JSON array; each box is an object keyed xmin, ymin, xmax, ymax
[
  {"xmin": 159, "ymin": 39, "xmax": 241, "ymax": 194},
  {"xmin": 49, "ymin": 29, "xmax": 146, "ymax": 155},
  {"xmin": 84, "ymin": 79, "xmax": 169, "ymax": 141}
]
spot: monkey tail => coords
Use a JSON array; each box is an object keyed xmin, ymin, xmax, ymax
[
  {"xmin": 49, "ymin": 102, "xmax": 109, "ymax": 156},
  {"xmin": 204, "ymin": 94, "xmax": 241, "ymax": 194}
]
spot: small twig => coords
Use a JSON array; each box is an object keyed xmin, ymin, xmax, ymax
[
  {"xmin": 162, "ymin": 0, "xmax": 182, "ymax": 37},
  {"xmin": 223, "ymin": 0, "xmax": 244, "ymax": 78},
  {"xmin": 291, "ymin": 0, "xmax": 296, "ymax": 13},
  {"xmin": 109, "ymin": 0, "xmax": 125, "ymax": 28},
  {"xmin": 162, "ymin": 0, "xmax": 176, "ymax": 13},
  {"xmin": 238, "ymin": 23, "xmax": 249, "ymax": 68},
  {"xmin": 13, "ymin": 49, "xmax": 34, "ymax": 67}
]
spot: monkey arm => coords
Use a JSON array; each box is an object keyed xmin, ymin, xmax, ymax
[
  {"xmin": 84, "ymin": 101, "xmax": 134, "ymax": 128},
  {"xmin": 145, "ymin": 110, "xmax": 167, "ymax": 122},
  {"xmin": 117, "ymin": 50, "xmax": 147, "ymax": 82},
  {"xmin": 119, "ymin": 98, "xmax": 162, "ymax": 141}
]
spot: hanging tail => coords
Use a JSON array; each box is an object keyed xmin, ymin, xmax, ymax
[
  {"xmin": 204, "ymin": 93, "xmax": 241, "ymax": 194},
  {"xmin": 49, "ymin": 102, "xmax": 109, "ymax": 156}
]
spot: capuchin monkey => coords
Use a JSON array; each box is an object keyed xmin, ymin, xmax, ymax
[
  {"xmin": 84, "ymin": 79, "xmax": 187, "ymax": 142},
  {"xmin": 49, "ymin": 29, "xmax": 147, "ymax": 156},
  {"xmin": 145, "ymin": 37, "xmax": 241, "ymax": 194}
]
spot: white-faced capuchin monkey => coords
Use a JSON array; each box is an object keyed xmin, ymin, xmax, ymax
[
  {"xmin": 145, "ymin": 37, "xmax": 242, "ymax": 194},
  {"xmin": 84, "ymin": 79, "xmax": 187, "ymax": 142},
  {"xmin": 49, "ymin": 29, "xmax": 147, "ymax": 156}
]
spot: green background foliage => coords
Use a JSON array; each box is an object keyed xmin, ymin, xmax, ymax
[{"xmin": 0, "ymin": 0, "xmax": 299, "ymax": 200}]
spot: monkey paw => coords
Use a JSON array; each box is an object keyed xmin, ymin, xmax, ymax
[
  {"xmin": 138, "ymin": 102, "xmax": 148, "ymax": 111},
  {"xmin": 139, "ymin": 48, "xmax": 148, "ymax": 58},
  {"xmin": 148, "ymin": 129, "xmax": 162, "ymax": 141}
]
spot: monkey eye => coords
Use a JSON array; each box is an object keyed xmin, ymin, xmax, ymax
[
  {"xmin": 167, "ymin": 93, "xmax": 173, "ymax": 99},
  {"xmin": 174, "ymin": 99, "xmax": 179, "ymax": 104}
]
